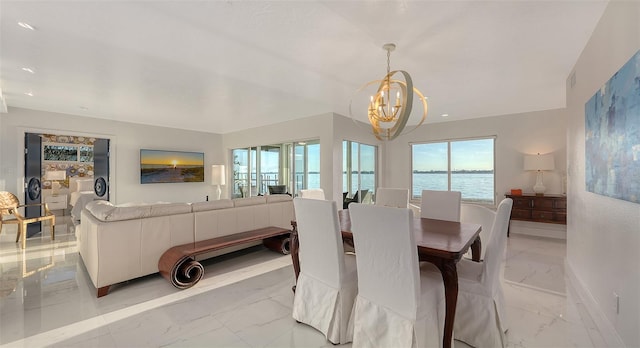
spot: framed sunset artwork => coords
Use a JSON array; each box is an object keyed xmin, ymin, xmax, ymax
[{"xmin": 140, "ymin": 149, "xmax": 204, "ymax": 184}]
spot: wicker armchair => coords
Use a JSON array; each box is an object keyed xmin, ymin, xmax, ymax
[{"xmin": 0, "ymin": 191, "xmax": 56, "ymax": 249}]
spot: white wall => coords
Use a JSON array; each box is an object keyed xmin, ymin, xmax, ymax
[
  {"xmin": 0, "ymin": 112, "xmax": 3, "ymax": 191},
  {"xmin": 0, "ymin": 107, "xmax": 223, "ymax": 204},
  {"xmin": 566, "ymin": 2, "xmax": 640, "ymax": 346},
  {"xmin": 384, "ymin": 109, "xmax": 568, "ymax": 205}
]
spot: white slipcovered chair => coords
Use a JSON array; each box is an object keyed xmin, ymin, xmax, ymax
[
  {"xmin": 374, "ymin": 187, "xmax": 409, "ymax": 208},
  {"xmin": 348, "ymin": 203, "xmax": 445, "ymax": 348},
  {"xmin": 460, "ymin": 203, "xmax": 496, "ymax": 261},
  {"xmin": 292, "ymin": 198, "xmax": 357, "ymax": 344},
  {"xmin": 420, "ymin": 190, "xmax": 462, "ymax": 222},
  {"xmin": 452, "ymin": 198, "xmax": 513, "ymax": 348},
  {"xmin": 298, "ymin": 188, "xmax": 325, "ymax": 200}
]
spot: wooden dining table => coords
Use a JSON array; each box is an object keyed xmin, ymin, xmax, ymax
[{"xmin": 289, "ymin": 209, "xmax": 482, "ymax": 348}]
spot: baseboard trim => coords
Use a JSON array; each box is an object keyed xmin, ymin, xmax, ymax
[
  {"xmin": 509, "ymin": 220, "xmax": 566, "ymax": 239},
  {"xmin": 565, "ymin": 260, "xmax": 626, "ymax": 347}
]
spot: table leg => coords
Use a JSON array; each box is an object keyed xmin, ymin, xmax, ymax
[
  {"xmin": 290, "ymin": 222, "xmax": 300, "ymax": 293},
  {"xmin": 435, "ymin": 260, "xmax": 458, "ymax": 348},
  {"xmin": 471, "ymin": 236, "xmax": 481, "ymax": 262}
]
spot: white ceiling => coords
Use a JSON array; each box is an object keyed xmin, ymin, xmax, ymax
[{"xmin": 0, "ymin": 0, "xmax": 607, "ymax": 134}]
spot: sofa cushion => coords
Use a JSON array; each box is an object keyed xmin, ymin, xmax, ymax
[
  {"xmin": 233, "ymin": 196, "xmax": 266, "ymax": 207},
  {"xmin": 86, "ymin": 200, "xmax": 152, "ymax": 221},
  {"xmin": 85, "ymin": 200, "xmax": 113, "ymax": 219},
  {"xmin": 266, "ymin": 194, "xmax": 293, "ymax": 203},
  {"xmin": 117, "ymin": 201, "xmax": 171, "ymax": 207},
  {"xmin": 149, "ymin": 202, "xmax": 192, "ymax": 217},
  {"xmin": 191, "ymin": 199, "xmax": 234, "ymax": 212}
]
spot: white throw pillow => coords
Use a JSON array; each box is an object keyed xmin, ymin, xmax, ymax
[{"xmin": 76, "ymin": 179, "xmax": 94, "ymax": 192}]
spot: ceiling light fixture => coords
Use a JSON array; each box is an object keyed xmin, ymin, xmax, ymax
[
  {"xmin": 18, "ymin": 22, "xmax": 35, "ymax": 30},
  {"xmin": 441, "ymin": 113, "xmax": 449, "ymax": 117},
  {"xmin": 24, "ymin": 92, "xmax": 34, "ymax": 97},
  {"xmin": 350, "ymin": 43, "xmax": 427, "ymax": 141},
  {"xmin": 22, "ymin": 67, "xmax": 35, "ymax": 74}
]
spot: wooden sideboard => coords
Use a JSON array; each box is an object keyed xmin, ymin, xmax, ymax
[{"xmin": 505, "ymin": 193, "xmax": 567, "ymax": 236}]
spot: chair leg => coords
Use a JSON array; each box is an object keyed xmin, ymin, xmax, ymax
[
  {"xmin": 51, "ymin": 220, "xmax": 55, "ymax": 241},
  {"xmin": 21, "ymin": 223, "xmax": 26, "ymax": 249},
  {"xmin": 15, "ymin": 224, "xmax": 21, "ymax": 243}
]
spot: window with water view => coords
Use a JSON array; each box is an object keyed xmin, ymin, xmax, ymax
[
  {"xmin": 412, "ymin": 137, "xmax": 495, "ymax": 204},
  {"xmin": 343, "ymin": 140, "xmax": 377, "ymax": 203},
  {"xmin": 232, "ymin": 141, "xmax": 320, "ymax": 198}
]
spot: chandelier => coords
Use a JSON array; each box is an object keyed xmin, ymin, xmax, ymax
[{"xmin": 350, "ymin": 43, "xmax": 428, "ymax": 141}]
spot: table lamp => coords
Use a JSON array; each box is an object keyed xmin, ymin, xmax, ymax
[
  {"xmin": 211, "ymin": 164, "xmax": 226, "ymax": 200},
  {"xmin": 523, "ymin": 153, "xmax": 555, "ymax": 195}
]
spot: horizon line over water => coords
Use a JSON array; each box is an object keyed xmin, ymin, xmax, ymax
[
  {"xmin": 141, "ymin": 164, "xmax": 203, "ymax": 169},
  {"xmin": 339, "ymin": 172, "xmax": 494, "ymax": 203},
  {"xmin": 412, "ymin": 170, "xmax": 493, "ymax": 174},
  {"xmin": 245, "ymin": 170, "xmax": 494, "ymax": 175},
  {"xmin": 237, "ymin": 172, "xmax": 494, "ymax": 203}
]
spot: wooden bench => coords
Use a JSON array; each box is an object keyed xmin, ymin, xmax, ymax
[{"xmin": 157, "ymin": 226, "xmax": 291, "ymax": 290}]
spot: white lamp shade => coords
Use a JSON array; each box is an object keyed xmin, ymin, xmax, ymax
[
  {"xmin": 45, "ymin": 170, "xmax": 66, "ymax": 180},
  {"xmin": 211, "ymin": 165, "xmax": 226, "ymax": 186},
  {"xmin": 524, "ymin": 153, "xmax": 555, "ymax": 171}
]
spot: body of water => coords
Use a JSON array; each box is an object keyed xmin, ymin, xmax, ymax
[
  {"xmin": 412, "ymin": 173, "xmax": 494, "ymax": 203},
  {"xmin": 332, "ymin": 173, "xmax": 494, "ymax": 203},
  {"xmin": 243, "ymin": 172, "xmax": 494, "ymax": 204}
]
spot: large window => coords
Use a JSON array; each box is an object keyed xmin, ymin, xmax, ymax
[
  {"xmin": 292, "ymin": 141, "xmax": 320, "ymax": 195},
  {"xmin": 231, "ymin": 146, "xmax": 281, "ymax": 197},
  {"xmin": 232, "ymin": 148, "xmax": 250, "ymax": 197},
  {"xmin": 43, "ymin": 144, "xmax": 93, "ymax": 162},
  {"xmin": 259, "ymin": 145, "xmax": 280, "ymax": 189},
  {"xmin": 343, "ymin": 140, "xmax": 377, "ymax": 204},
  {"xmin": 412, "ymin": 137, "xmax": 495, "ymax": 204},
  {"xmin": 231, "ymin": 140, "xmax": 320, "ymax": 198}
]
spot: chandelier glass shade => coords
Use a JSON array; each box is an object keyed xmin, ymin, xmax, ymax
[{"xmin": 350, "ymin": 43, "xmax": 427, "ymax": 141}]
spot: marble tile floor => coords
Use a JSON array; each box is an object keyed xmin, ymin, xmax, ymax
[{"xmin": 0, "ymin": 218, "xmax": 606, "ymax": 347}]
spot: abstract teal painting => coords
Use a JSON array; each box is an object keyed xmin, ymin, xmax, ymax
[{"xmin": 585, "ymin": 50, "xmax": 640, "ymax": 203}]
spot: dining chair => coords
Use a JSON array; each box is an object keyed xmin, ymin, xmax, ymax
[
  {"xmin": 460, "ymin": 203, "xmax": 496, "ymax": 261},
  {"xmin": 452, "ymin": 198, "xmax": 513, "ymax": 348},
  {"xmin": 0, "ymin": 191, "xmax": 56, "ymax": 249},
  {"xmin": 374, "ymin": 187, "xmax": 409, "ymax": 208},
  {"xmin": 299, "ymin": 188, "xmax": 325, "ymax": 200},
  {"xmin": 420, "ymin": 190, "xmax": 462, "ymax": 222},
  {"xmin": 292, "ymin": 198, "xmax": 357, "ymax": 344},
  {"xmin": 348, "ymin": 203, "xmax": 445, "ymax": 348}
]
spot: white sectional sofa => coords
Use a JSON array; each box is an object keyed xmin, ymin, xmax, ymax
[{"xmin": 78, "ymin": 195, "xmax": 294, "ymax": 296}]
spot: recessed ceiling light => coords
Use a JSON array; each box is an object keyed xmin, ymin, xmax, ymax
[
  {"xmin": 79, "ymin": 106, "xmax": 89, "ymax": 111},
  {"xmin": 441, "ymin": 113, "xmax": 449, "ymax": 117},
  {"xmin": 24, "ymin": 91, "xmax": 34, "ymax": 97},
  {"xmin": 18, "ymin": 22, "xmax": 35, "ymax": 30},
  {"xmin": 22, "ymin": 67, "xmax": 35, "ymax": 74}
]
